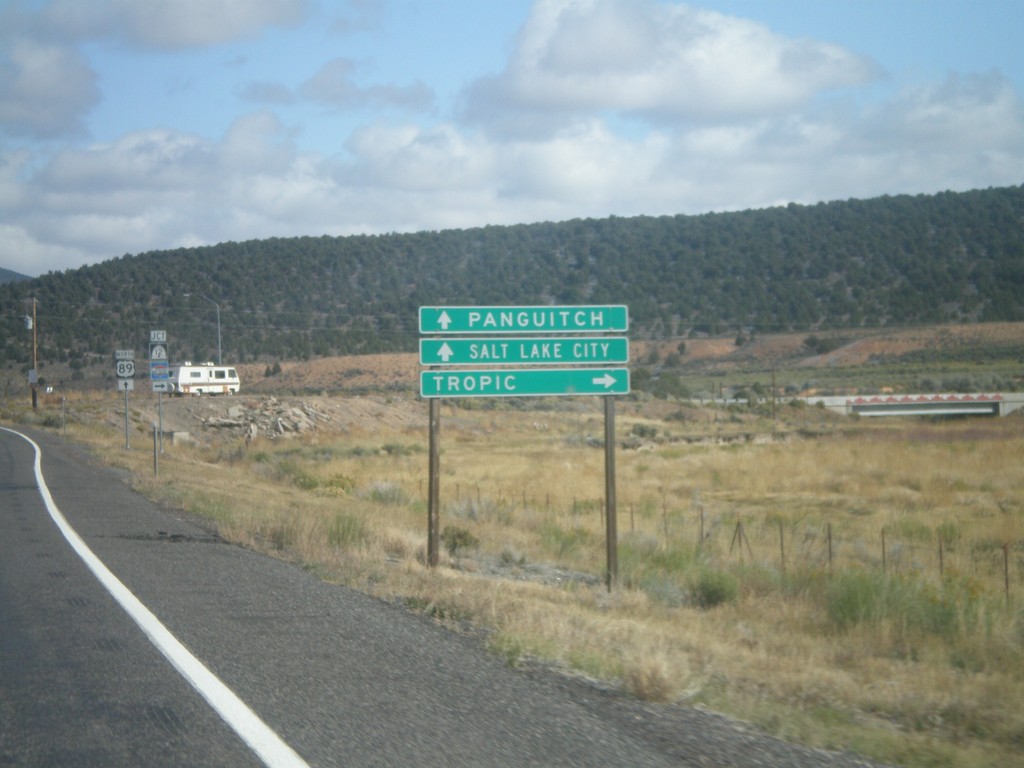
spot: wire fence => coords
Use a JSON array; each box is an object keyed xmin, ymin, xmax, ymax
[{"xmin": 416, "ymin": 480, "xmax": 1022, "ymax": 600}]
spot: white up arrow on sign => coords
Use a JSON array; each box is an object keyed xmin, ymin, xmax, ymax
[
  {"xmin": 437, "ymin": 311, "xmax": 452, "ymax": 331},
  {"xmin": 437, "ymin": 342, "xmax": 454, "ymax": 363}
]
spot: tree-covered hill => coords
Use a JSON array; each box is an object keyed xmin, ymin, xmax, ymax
[
  {"xmin": 2, "ymin": 184, "xmax": 1022, "ymax": 373},
  {"xmin": 0, "ymin": 267, "xmax": 31, "ymax": 284}
]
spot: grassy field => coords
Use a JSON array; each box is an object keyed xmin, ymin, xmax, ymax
[{"xmin": 6, "ymin": 388, "xmax": 1024, "ymax": 768}]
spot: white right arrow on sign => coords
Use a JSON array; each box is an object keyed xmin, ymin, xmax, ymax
[{"xmin": 593, "ymin": 373, "xmax": 617, "ymax": 388}]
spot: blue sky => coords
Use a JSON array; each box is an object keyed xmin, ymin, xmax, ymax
[{"xmin": 2, "ymin": 0, "xmax": 1023, "ymax": 276}]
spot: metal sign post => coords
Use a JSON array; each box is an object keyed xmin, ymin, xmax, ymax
[
  {"xmin": 150, "ymin": 331, "xmax": 169, "ymax": 453},
  {"xmin": 427, "ymin": 397, "xmax": 441, "ymax": 567},
  {"xmin": 124, "ymin": 385, "xmax": 130, "ymax": 450},
  {"xmin": 115, "ymin": 350, "xmax": 135, "ymax": 450},
  {"xmin": 604, "ymin": 396, "xmax": 618, "ymax": 589}
]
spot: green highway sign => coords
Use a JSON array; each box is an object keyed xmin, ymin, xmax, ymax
[
  {"xmin": 419, "ymin": 305, "xmax": 628, "ymax": 334},
  {"xmin": 420, "ymin": 367, "xmax": 630, "ymax": 398},
  {"xmin": 420, "ymin": 336, "xmax": 629, "ymax": 366}
]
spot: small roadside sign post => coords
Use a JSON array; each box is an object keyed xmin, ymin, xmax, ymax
[
  {"xmin": 115, "ymin": 349, "xmax": 134, "ymax": 449},
  {"xmin": 419, "ymin": 305, "xmax": 629, "ymax": 590},
  {"xmin": 150, "ymin": 331, "xmax": 169, "ymax": 456}
]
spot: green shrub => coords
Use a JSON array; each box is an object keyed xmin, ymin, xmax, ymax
[
  {"xmin": 291, "ymin": 470, "xmax": 320, "ymax": 490},
  {"xmin": 441, "ymin": 525, "xmax": 479, "ymax": 557},
  {"xmin": 826, "ymin": 570, "xmax": 888, "ymax": 629},
  {"xmin": 499, "ymin": 548, "xmax": 526, "ymax": 567},
  {"xmin": 937, "ymin": 521, "xmax": 961, "ymax": 549},
  {"xmin": 631, "ymin": 423, "xmax": 658, "ymax": 439},
  {"xmin": 639, "ymin": 574, "xmax": 687, "ymax": 607},
  {"xmin": 325, "ymin": 474, "xmax": 355, "ymax": 492},
  {"xmin": 447, "ymin": 498, "xmax": 513, "ymax": 525},
  {"xmin": 540, "ymin": 522, "xmax": 592, "ymax": 557},
  {"xmin": 691, "ymin": 567, "xmax": 738, "ymax": 608},
  {"xmin": 826, "ymin": 570, "xmax": 969, "ymax": 640},
  {"xmin": 362, "ymin": 481, "xmax": 407, "ymax": 505},
  {"xmin": 327, "ymin": 513, "xmax": 367, "ymax": 548},
  {"xmin": 382, "ymin": 442, "xmax": 422, "ymax": 456},
  {"xmin": 275, "ymin": 459, "xmax": 319, "ymax": 490}
]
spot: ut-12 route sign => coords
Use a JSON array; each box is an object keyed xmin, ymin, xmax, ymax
[
  {"xmin": 419, "ymin": 305, "xmax": 628, "ymax": 334},
  {"xmin": 420, "ymin": 336, "xmax": 629, "ymax": 366},
  {"xmin": 420, "ymin": 368, "xmax": 630, "ymax": 398}
]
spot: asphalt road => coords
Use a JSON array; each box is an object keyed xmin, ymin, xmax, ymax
[{"xmin": 0, "ymin": 425, "xmax": 887, "ymax": 767}]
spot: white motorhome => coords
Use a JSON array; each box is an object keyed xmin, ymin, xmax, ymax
[{"xmin": 167, "ymin": 362, "xmax": 240, "ymax": 396}]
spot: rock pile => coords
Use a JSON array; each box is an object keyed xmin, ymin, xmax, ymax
[{"xmin": 201, "ymin": 397, "xmax": 333, "ymax": 441}]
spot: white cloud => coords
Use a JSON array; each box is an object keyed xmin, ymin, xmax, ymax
[
  {"xmin": 343, "ymin": 123, "xmax": 494, "ymax": 190},
  {"xmin": 493, "ymin": 121, "xmax": 668, "ymax": 206},
  {"xmin": 43, "ymin": 0, "xmax": 309, "ymax": 49},
  {"xmin": 300, "ymin": 58, "xmax": 435, "ymax": 112},
  {"xmin": 0, "ymin": 38, "xmax": 98, "ymax": 138},
  {"xmin": 0, "ymin": 0, "xmax": 309, "ymax": 141},
  {"xmin": 40, "ymin": 130, "xmax": 213, "ymax": 196},
  {"xmin": 462, "ymin": 0, "xmax": 880, "ymax": 136},
  {"xmin": 7, "ymin": 61, "xmax": 1024, "ymax": 276},
  {"xmin": 0, "ymin": 223, "xmax": 86, "ymax": 276},
  {"xmin": 866, "ymin": 72, "xmax": 1024, "ymax": 152}
]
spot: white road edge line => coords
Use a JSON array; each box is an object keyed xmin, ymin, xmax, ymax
[{"xmin": 4, "ymin": 428, "xmax": 310, "ymax": 768}]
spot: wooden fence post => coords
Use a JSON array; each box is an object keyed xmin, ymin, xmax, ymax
[
  {"xmin": 779, "ymin": 520, "xmax": 786, "ymax": 574},
  {"xmin": 1005, "ymin": 543, "xmax": 1011, "ymax": 603},
  {"xmin": 938, "ymin": 531, "xmax": 944, "ymax": 577},
  {"xmin": 827, "ymin": 523, "xmax": 833, "ymax": 571}
]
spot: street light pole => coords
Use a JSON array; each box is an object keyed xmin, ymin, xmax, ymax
[
  {"xmin": 184, "ymin": 294, "xmax": 221, "ymax": 364},
  {"xmin": 28, "ymin": 298, "xmax": 37, "ymax": 409},
  {"xmin": 211, "ymin": 298, "xmax": 222, "ymax": 365}
]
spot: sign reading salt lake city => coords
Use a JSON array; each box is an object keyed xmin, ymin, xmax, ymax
[
  {"xmin": 420, "ymin": 336, "xmax": 629, "ymax": 366},
  {"xmin": 419, "ymin": 305, "xmax": 629, "ymax": 398}
]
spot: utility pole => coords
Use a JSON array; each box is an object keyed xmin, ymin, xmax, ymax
[{"xmin": 25, "ymin": 298, "xmax": 38, "ymax": 410}]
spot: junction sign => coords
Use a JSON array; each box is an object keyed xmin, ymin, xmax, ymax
[
  {"xmin": 418, "ymin": 305, "xmax": 630, "ymax": 399},
  {"xmin": 419, "ymin": 304, "xmax": 630, "ymax": 588}
]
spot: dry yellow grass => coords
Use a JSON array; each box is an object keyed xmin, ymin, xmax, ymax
[{"xmin": 11, "ymin": 394, "xmax": 1024, "ymax": 768}]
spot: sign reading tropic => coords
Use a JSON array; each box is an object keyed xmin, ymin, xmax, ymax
[
  {"xmin": 418, "ymin": 305, "xmax": 629, "ymax": 399},
  {"xmin": 420, "ymin": 367, "xmax": 630, "ymax": 398}
]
